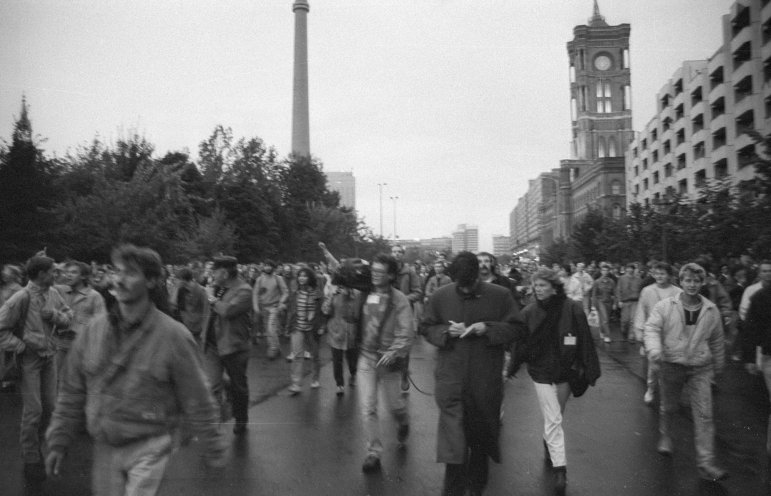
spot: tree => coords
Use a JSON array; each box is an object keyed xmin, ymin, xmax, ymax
[{"xmin": 0, "ymin": 98, "xmax": 62, "ymax": 261}]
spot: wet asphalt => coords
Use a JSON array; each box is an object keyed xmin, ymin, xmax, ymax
[{"xmin": 0, "ymin": 323, "xmax": 768, "ymax": 496}]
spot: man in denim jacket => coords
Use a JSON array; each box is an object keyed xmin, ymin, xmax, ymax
[{"xmin": 45, "ymin": 245, "xmax": 226, "ymax": 495}]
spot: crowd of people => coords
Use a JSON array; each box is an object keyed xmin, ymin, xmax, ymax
[{"xmin": 0, "ymin": 242, "xmax": 769, "ymax": 495}]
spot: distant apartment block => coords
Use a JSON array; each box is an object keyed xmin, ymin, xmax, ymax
[
  {"xmin": 325, "ymin": 171, "xmax": 356, "ymax": 209},
  {"xmin": 627, "ymin": 0, "xmax": 767, "ymax": 206},
  {"xmin": 452, "ymin": 224, "xmax": 479, "ymax": 253},
  {"xmin": 492, "ymin": 235, "xmax": 512, "ymax": 257},
  {"xmin": 510, "ymin": 172, "xmax": 559, "ymax": 256}
]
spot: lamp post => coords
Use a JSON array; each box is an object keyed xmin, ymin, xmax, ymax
[
  {"xmin": 390, "ymin": 195, "xmax": 399, "ymax": 240},
  {"xmin": 377, "ymin": 183, "xmax": 387, "ymax": 237}
]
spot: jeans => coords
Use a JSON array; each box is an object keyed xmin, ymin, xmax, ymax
[
  {"xmin": 290, "ymin": 330, "xmax": 320, "ymax": 386},
  {"xmin": 20, "ymin": 352, "xmax": 56, "ymax": 463},
  {"xmin": 659, "ymin": 362, "xmax": 717, "ymax": 468},
  {"xmin": 262, "ymin": 305, "xmax": 281, "ymax": 356},
  {"xmin": 332, "ymin": 347, "xmax": 358, "ymax": 387},
  {"xmin": 596, "ymin": 302, "xmax": 612, "ymax": 338},
  {"xmin": 92, "ymin": 434, "xmax": 172, "ymax": 496},
  {"xmin": 533, "ymin": 381, "xmax": 571, "ymax": 467},
  {"xmin": 357, "ymin": 351, "xmax": 408, "ymax": 456},
  {"xmin": 620, "ymin": 301, "xmax": 638, "ymax": 339},
  {"xmin": 204, "ymin": 348, "xmax": 249, "ymax": 423}
]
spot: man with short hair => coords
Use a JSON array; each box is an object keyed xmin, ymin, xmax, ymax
[
  {"xmin": 204, "ymin": 255, "xmax": 253, "ymax": 434},
  {"xmin": 615, "ymin": 263, "xmax": 643, "ymax": 342},
  {"xmin": 644, "ymin": 263, "xmax": 727, "ymax": 482},
  {"xmin": 591, "ymin": 263, "xmax": 617, "ymax": 343},
  {"xmin": 634, "ymin": 262, "xmax": 681, "ymax": 405},
  {"xmin": 0, "ymin": 255, "xmax": 72, "ymax": 482},
  {"xmin": 359, "ymin": 253, "xmax": 414, "ymax": 473},
  {"xmin": 421, "ymin": 251, "xmax": 523, "ymax": 496},
  {"xmin": 45, "ymin": 245, "xmax": 226, "ymax": 494},
  {"xmin": 565, "ymin": 263, "xmax": 594, "ymax": 313},
  {"xmin": 477, "ymin": 252, "xmax": 515, "ymax": 295},
  {"xmin": 252, "ymin": 259, "xmax": 289, "ymax": 359},
  {"xmin": 174, "ymin": 267, "xmax": 210, "ymax": 341},
  {"xmin": 53, "ymin": 261, "xmax": 106, "ymax": 375},
  {"xmin": 424, "ymin": 261, "xmax": 452, "ymax": 302}
]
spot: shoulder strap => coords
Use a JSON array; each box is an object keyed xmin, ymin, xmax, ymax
[{"xmin": 14, "ymin": 289, "xmax": 31, "ymax": 339}]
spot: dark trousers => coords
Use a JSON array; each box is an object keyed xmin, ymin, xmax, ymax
[
  {"xmin": 442, "ymin": 447, "xmax": 489, "ymax": 496},
  {"xmin": 332, "ymin": 348, "xmax": 358, "ymax": 386},
  {"xmin": 221, "ymin": 350, "xmax": 249, "ymax": 423}
]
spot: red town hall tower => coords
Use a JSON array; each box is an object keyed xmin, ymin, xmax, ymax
[{"xmin": 551, "ymin": 1, "xmax": 632, "ymax": 241}]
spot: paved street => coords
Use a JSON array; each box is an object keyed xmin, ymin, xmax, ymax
[{"xmin": 1, "ymin": 326, "xmax": 768, "ymax": 495}]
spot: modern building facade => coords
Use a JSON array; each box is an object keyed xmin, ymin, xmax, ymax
[
  {"xmin": 325, "ymin": 171, "xmax": 356, "ymax": 209},
  {"xmin": 627, "ymin": 0, "xmax": 768, "ymax": 207},
  {"xmin": 492, "ymin": 235, "xmax": 512, "ymax": 257},
  {"xmin": 452, "ymin": 224, "xmax": 479, "ymax": 253},
  {"xmin": 510, "ymin": 172, "xmax": 558, "ymax": 256}
]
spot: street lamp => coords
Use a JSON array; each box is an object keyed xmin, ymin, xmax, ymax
[
  {"xmin": 390, "ymin": 195, "xmax": 399, "ymax": 240},
  {"xmin": 377, "ymin": 183, "xmax": 387, "ymax": 237}
]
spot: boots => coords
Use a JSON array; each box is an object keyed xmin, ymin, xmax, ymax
[
  {"xmin": 553, "ymin": 466, "xmax": 567, "ymax": 496},
  {"xmin": 657, "ymin": 412, "xmax": 673, "ymax": 456}
]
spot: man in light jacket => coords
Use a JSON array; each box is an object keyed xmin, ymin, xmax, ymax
[{"xmin": 644, "ymin": 262, "xmax": 727, "ymax": 482}]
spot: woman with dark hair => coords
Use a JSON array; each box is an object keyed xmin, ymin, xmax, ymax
[
  {"xmin": 288, "ymin": 267, "xmax": 324, "ymax": 395},
  {"xmin": 511, "ymin": 267, "xmax": 600, "ymax": 496},
  {"xmin": 322, "ymin": 272, "xmax": 362, "ymax": 396}
]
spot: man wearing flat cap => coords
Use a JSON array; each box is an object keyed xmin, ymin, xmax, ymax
[{"xmin": 202, "ymin": 255, "xmax": 253, "ymax": 434}]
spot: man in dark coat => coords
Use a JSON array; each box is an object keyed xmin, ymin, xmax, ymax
[{"xmin": 421, "ymin": 251, "xmax": 525, "ymax": 496}]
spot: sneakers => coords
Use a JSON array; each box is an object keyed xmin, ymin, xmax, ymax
[
  {"xmin": 698, "ymin": 464, "xmax": 729, "ymax": 482},
  {"xmin": 303, "ymin": 351, "xmax": 312, "ymax": 360},
  {"xmin": 656, "ymin": 435, "xmax": 673, "ymax": 456},
  {"xmin": 602, "ymin": 335, "xmax": 611, "ymax": 343},
  {"xmin": 362, "ymin": 453, "xmax": 381, "ymax": 473},
  {"xmin": 285, "ymin": 351, "xmax": 296, "ymax": 362},
  {"xmin": 397, "ymin": 423, "xmax": 410, "ymax": 444},
  {"xmin": 288, "ymin": 384, "xmax": 301, "ymax": 395},
  {"xmin": 644, "ymin": 388, "xmax": 654, "ymax": 406},
  {"xmin": 310, "ymin": 380, "xmax": 320, "ymax": 389},
  {"xmin": 233, "ymin": 421, "xmax": 247, "ymax": 435},
  {"xmin": 336, "ymin": 386, "xmax": 345, "ymax": 396}
]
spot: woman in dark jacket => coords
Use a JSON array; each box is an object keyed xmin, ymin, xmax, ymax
[
  {"xmin": 514, "ymin": 267, "xmax": 600, "ymax": 496},
  {"xmin": 287, "ymin": 267, "xmax": 324, "ymax": 395}
]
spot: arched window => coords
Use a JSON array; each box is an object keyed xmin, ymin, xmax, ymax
[
  {"xmin": 598, "ymin": 136, "xmax": 607, "ymax": 158},
  {"xmin": 611, "ymin": 180, "xmax": 622, "ymax": 195},
  {"xmin": 612, "ymin": 203, "xmax": 622, "ymax": 219},
  {"xmin": 608, "ymin": 137, "xmax": 618, "ymax": 157}
]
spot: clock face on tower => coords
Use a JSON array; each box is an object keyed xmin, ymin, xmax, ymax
[{"xmin": 594, "ymin": 54, "xmax": 612, "ymax": 71}]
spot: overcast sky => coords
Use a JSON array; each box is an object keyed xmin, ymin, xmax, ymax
[{"xmin": 0, "ymin": 0, "xmax": 730, "ymax": 251}]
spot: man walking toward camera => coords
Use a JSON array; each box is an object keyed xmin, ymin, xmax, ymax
[
  {"xmin": 45, "ymin": 245, "xmax": 226, "ymax": 494},
  {"xmin": 421, "ymin": 251, "xmax": 524, "ymax": 496},
  {"xmin": 358, "ymin": 253, "xmax": 414, "ymax": 473},
  {"xmin": 0, "ymin": 255, "xmax": 72, "ymax": 482}
]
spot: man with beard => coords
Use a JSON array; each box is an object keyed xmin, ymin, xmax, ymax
[
  {"xmin": 45, "ymin": 245, "xmax": 226, "ymax": 493},
  {"xmin": 421, "ymin": 252, "xmax": 524, "ymax": 496},
  {"xmin": 477, "ymin": 252, "xmax": 515, "ymax": 297},
  {"xmin": 252, "ymin": 260, "xmax": 289, "ymax": 359}
]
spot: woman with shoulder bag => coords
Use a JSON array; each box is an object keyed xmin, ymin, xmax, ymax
[
  {"xmin": 509, "ymin": 267, "xmax": 600, "ymax": 496},
  {"xmin": 323, "ymin": 276, "xmax": 362, "ymax": 397},
  {"xmin": 287, "ymin": 267, "xmax": 324, "ymax": 395}
]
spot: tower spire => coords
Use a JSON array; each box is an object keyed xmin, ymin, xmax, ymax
[
  {"xmin": 13, "ymin": 94, "xmax": 32, "ymax": 144},
  {"xmin": 588, "ymin": 0, "xmax": 608, "ymax": 27}
]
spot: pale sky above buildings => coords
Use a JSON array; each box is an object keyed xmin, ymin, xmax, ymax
[{"xmin": 0, "ymin": 0, "xmax": 730, "ymax": 251}]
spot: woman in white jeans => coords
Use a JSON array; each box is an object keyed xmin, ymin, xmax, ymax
[{"xmin": 512, "ymin": 267, "xmax": 600, "ymax": 496}]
